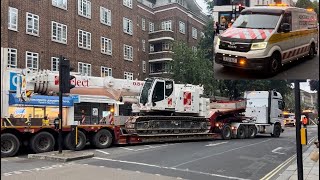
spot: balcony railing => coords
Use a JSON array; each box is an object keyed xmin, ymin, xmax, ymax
[
  {"xmin": 149, "ymin": 51, "xmax": 173, "ymax": 61},
  {"xmin": 149, "ymin": 30, "xmax": 175, "ymax": 42}
]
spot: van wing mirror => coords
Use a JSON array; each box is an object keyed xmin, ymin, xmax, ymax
[{"xmin": 281, "ymin": 23, "xmax": 291, "ymax": 33}]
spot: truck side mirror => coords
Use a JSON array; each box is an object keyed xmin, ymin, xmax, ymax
[{"xmin": 281, "ymin": 23, "xmax": 291, "ymax": 33}]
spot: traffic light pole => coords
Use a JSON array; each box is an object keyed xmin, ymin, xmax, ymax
[
  {"xmin": 294, "ymin": 81, "xmax": 303, "ymax": 180},
  {"xmin": 58, "ymin": 55, "xmax": 63, "ymax": 154}
]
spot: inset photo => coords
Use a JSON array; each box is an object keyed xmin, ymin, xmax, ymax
[{"xmin": 213, "ymin": 5, "xmax": 319, "ymax": 80}]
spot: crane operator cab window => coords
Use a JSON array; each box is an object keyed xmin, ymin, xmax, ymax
[
  {"xmin": 278, "ymin": 12, "xmax": 292, "ymax": 33},
  {"xmin": 165, "ymin": 80, "xmax": 174, "ymax": 97},
  {"xmin": 152, "ymin": 81, "xmax": 165, "ymax": 103}
]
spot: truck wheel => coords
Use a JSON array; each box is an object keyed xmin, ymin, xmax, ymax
[
  {"xmin": 221, "ymin": 124, "xmax": 232, "ymax": 140},
  {"xmin": 30, "ymin": 132, "xmax": 55, "ymax": 153},
  {"xmin": 64, "ymin": 130, "xmax": 86, "ymax": 151},
  {"xmin": 1, "ymin": 133, "xmax": 20, "ymax": 157},
  {"xmin": 248, "ymin": 126, "xmax": 257, "ymax": 139},
  {"xmin": 91, "ymin": 129, "xmax": 113, "ymax": 149},
  {"xmin": 308, "ymin": 44, "xmax": 315, "ymax": 59},
  {"xmin": 271, "ymin": 124, "xmax": 281, "ymax": 138},
  {"xmin": 237, "ymin": 125, "xmax": 246, "ymax": 139},
  {"xmin": 267, "ymin": 54, "xmax": 281, "ymax": 76}
]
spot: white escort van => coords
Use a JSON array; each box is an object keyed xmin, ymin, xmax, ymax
[{"xmin": 215, "ymin": 5, "xmax": 318, "ymax": 75}]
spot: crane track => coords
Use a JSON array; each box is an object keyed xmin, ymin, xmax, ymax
[{"xmin": 125, "ymin": 116, "xmax": 211, "ymax": 135}]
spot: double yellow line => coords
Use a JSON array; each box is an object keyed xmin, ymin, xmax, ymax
[{"xmin": 260, "ymin": 154, "xmax": 296, "ymax": 180}]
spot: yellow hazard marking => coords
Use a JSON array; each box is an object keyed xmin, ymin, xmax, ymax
[{"xmin": 269, "ymin": 29, "xmax": 318, "ymax": 44}]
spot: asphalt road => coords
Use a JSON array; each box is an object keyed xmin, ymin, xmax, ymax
[
  {"xmin": 1, "ymin": 126, "xmax": 318, "ymax": 180},
  {"xmin": 214, "ymin": 54, "xmax": 319, "ymax": 80}
]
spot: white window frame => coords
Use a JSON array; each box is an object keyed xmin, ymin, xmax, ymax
[
  {"xmin": 162, "ymin": 42, "xmax": 171, "ymax": 50},
  {"xmin": 123, "ymin": 17, "xmax": 133, "ymax": 35},
  {"xmin": 142, "ymin": 61, "xmax": 146, "ymax": 73},
  {"xmin": 123, "ymin": 0, "xmax": 133, "ymax": 9},
  {"xmin": 161, "ymin": 20, "xmax": 172, "ymax": 31},
  {"xmin": 78, "ymin": 29, "xmax": 91, "ymax": 50},
  {"xmin": 78, "ymin": 62, "xmax": 91, "ymax": 76},
  {"xmin": 100, "ymin": 6, "xmax": 111, "ymax": 26},
  {"xmin": 142, "ymin": 40, "xmax": 146, "ymax": 52},
  {"xmin": 101, "ymin": 36, "xmax": 112, "ymax": 55},
  {"xmin": 150, "ymin": 44, "xmax": 154, "ymax": 52},
  {"xmin": 7, "ymin": 48, "xmax": 17, "ymax": 68},
  {"xmin": 149, "ymin": 22, "xmax": 154, "ymax": 32},
  {"xmin": 142, "ymin": 18, "xmax": 146, "ymax": 31},
  {"xmin": 101, "ymin": 66, "xmax": 112, "ymax": 77},
  {"xmin": 26, "ymin": 12, "xmax": 39, "ymax": 36},
  {"xmin": 52, "ymin": 0, "xmax": 67, "ymax": 10},
  {"xmin": 124, "ymin": 71, "xmax": 133, "ymax": 80},
  {"xmin": 179, "ymin": 21, "xmax": 185, "ymax": 34},
  {"xmin": 123, "ymin": 44, "xmax": 133, "ymax": 61},
  {"xmin": 192, "ymin": 27, "xmax": 198, "ymax": 39},
  {"xmin": 8, "ymin": 7, "xmax": 18, "ymax": 31},
  {"xmin": 51, "ymin": 57, "xmax": 59, "ymax": 71},
  {"xmin": 26, "ymin": 51, "xmax": 39, "ymax": 71},
  {"xmin": 78, "ymin": 0, "xmax": 91, "ymax": 19},
  {"xmin": 52, "ymin": 21, "xmax": 67, "ymax": 44}
]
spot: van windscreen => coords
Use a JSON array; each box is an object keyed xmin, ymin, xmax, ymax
[{"xmin": 233, "ymin": 14, "xmax": 281, "ymax": 29}]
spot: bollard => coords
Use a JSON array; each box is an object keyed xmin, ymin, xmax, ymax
[
  {"xmin": 70, "ymin": 125, "xmax": 78, "ymax": 150},
  {"xmin": 300, "ymin": 128, "xmax": 307, "ymax": 145}
]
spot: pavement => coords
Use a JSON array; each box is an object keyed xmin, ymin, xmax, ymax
[
  {"xmin": 276, "ymin": 143, "xmax": 319, "ymax": 180},
  {"xmin": 28, "ymin": 150, "xmax": 94, "ymax": 162}
]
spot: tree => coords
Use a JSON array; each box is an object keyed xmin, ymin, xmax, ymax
[
  {"xmin": 199, "ymin": 18, "xmax": 214, "ymax": 61},
  {"xmin": 204, "ymin": 0, "xmax": 214, "ymax": 14},
  {"xmin": 295, "ymin": 0, "xmax": 314, "ymax": 8},
  {"xmin": 168, "ymin": 42, "xmax": 215, "ymax": 95}
]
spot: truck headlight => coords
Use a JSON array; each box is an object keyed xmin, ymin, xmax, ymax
[
  {"xmin": 216, "ymin": 37, "xmax": 221, "ymax": 46},
  {"xmin": 251, "ymin": 42, "xmax": 268, "ymax": 50}
]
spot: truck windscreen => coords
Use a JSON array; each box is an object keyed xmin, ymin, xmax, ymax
[{"xmin": 233, "ymin": 14, "xmax": 281, "ymax": 29}]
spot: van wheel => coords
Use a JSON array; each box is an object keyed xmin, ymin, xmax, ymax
[
  {"xmin": 308, "ymin": 44, "xmax": 315, "ymax": 59},
  {"xmin": 268, "ymin": 54, "xmax": 281, "ymax": 75}
]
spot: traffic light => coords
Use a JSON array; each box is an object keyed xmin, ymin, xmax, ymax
[
  {"xmin": 239, "ymin": 4, "xmax": 245, "ymax": 13},
  {"xmin": 59, "ymin": 56, "xmax": 75, "ymax": 93},
  {"xmin": 309, "ymin": 80, "xmax": 319, "ymax": 91}
]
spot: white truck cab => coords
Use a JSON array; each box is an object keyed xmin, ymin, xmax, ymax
[{"xmin": 215, "ymin": 5, "xmax": 318, "ymax": 75}]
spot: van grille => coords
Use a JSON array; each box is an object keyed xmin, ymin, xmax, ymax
[{"xmin": 219, "ymin": 41, "xmax": 251, "ymax": 52}]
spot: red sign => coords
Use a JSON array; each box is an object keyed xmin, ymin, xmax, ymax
[
  {"xmin": 54, "ymin": 76, "xmax": 89, "ymax": 87},
  {"xmin": 183, "ymin": 92, "xmax": 192, "ymax": 106},
  {"xmin": 168, "ymin": 98, "xmax": 172, "ymax": 106}
]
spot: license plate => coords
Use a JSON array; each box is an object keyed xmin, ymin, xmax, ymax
[{"xmin": 223, "ymin": 56, "xmax": 237, "ymax": 63}]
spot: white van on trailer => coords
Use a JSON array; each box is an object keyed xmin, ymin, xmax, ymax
[{"xmin": 215, "ymin": 5, "xmax": 318, "ymax": 75}]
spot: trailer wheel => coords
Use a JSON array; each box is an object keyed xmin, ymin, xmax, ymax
[
  {"xmin": 237, "ymin": 125, "xmax": 246, "ymax": 139},
  {"xmin": 221, "ymin": 124, "xmax": 232, "ymax": 140},
  {"xmin": 30, "ymin": 132, "xmax": 55, "ymax": 153},
  {"xmin": 1, "ymin": 133, "xmax": 20, "ymax": 157},
  {"xmin": 248, "ymin": 126, "xmax": 257, "ymax": 139},
  {"xmin": 271, "ymin": 124, "xmax": 281, "ymax": 138},
  {"xmin": 91, "ymin": 129, "xmax": 113, "ymax": 149},
  {"xmin": 64, "ymin": 130, "xmax": 86, "ymax": 151}
]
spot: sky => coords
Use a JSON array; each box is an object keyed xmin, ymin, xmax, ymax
[{"xmin": 196, "ymin": 0, "xmax": 209, "ymax": 14}]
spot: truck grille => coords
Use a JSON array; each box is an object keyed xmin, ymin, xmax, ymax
[{"xmin": 219, "ymin": 41, "xmax": 251, "ymax": 52}]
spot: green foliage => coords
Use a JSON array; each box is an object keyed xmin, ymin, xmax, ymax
[
  {"xmin": 309, "ymin": 80, "xmax": 319, "ymax": 91},
  {"xmin": 295, "ymin": 0, "xmax": 314, "ymax": 9},
  {"xmin": 204, "ymin": 0, "xmax": 214, "ymax": 14},
  {"xmin": 199, "ymin": 18, "xmax": 214, "ymax": 60},
  {"xmin": 168, "ymin": 42, "xmax": 215, "ymax": 95},
  {"xmin": 214, "ymin": 80, "xmax": 293, "ymax": 100}
]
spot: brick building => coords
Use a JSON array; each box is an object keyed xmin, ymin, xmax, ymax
[{"xmin": 1, "ymin": 0, "xmax": 208, "ymax": 80}]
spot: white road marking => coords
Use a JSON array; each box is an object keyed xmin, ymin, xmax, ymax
[
  {"xmin": 1, "ymin": 159, "xmax": 8, "ymax": 161},
  {"xmin": 120, "ymin": 147, "xmax": 136, "ymax": 151},
  {"xmin": 205, "ymin": 142, "xmax": 228, "ymax": 147},
  {"xmin": 120, "ymin": 144, "xmax": 173, "ymax": 152},
  {"xmin": 171, "ymin": 139, "xmax": 272, "ymax": 168},
  {"xmin": 95, "ymin": 149, "xmax": 110, "ymax": 155},
  {"xmin": 308, "ymin": 136, "xmax": 316, "ymax": 145},
  {"xmin": 155, "ymin": 174, "xmax": 161, "ymax": 176},
  {"xmin": 93, "ymin": 157, "xmax": 249, "ymax": 180},
  {"xmin": 271, "ymin": 147, "xmax": 285, "ymax": 155}
]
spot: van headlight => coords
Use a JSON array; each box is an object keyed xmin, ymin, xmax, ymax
[
  {"xmin": 251, "ymin": 42, "xmax": 268, "ymax": 50},
  {"xmin": 216, "ymin": 37, "xmax": 221, "ymax": 46}
]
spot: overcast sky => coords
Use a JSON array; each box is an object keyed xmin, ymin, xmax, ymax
[{"xmin": 196, "ymin": 0, "xmax": 209, "ymax": 14}]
